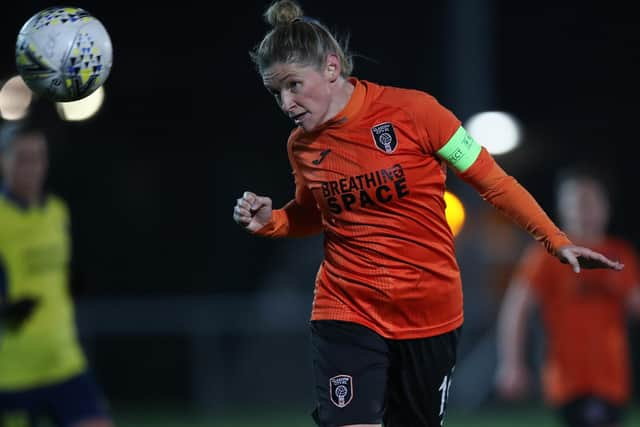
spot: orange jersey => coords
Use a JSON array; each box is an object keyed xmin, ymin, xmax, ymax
[
  {"xmin": 290, "ymin": 79, "xmax": 464, "ymax": 339},
  {"xmin": 256, "ymin": 77, "xmax": 571, "ymax": 340},
  {"xmin": 272, "ymin": 77, "xmax": 472, "ymax": 338},
  {"xmin": 515, "ymin": 237, "xmax": 640, "ymax": 405}
]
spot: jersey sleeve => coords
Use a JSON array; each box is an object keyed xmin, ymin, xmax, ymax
[
  {"xmin": 412, "ymin": 92, "xmax": 462, "ymax": 154},
  {"xmin": 455, "ymin": 148, "xmax": 573, "ymax": 254},
  {"xmin": 410, "ymin": 93, "xmax": 571, "ymax": 253},
  {"xmin": 412, "ymin": 93, "xmax": 484, "ymax": 173}
]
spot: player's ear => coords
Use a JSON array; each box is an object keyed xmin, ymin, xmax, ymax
[{"xmin": 324, "ymin": 54, "xmax": 340, "ymax": 83}]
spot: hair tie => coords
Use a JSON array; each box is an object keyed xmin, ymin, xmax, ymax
[{"xmin": 293, "ymin": 16, "xmax": 321, "ymax": 25}]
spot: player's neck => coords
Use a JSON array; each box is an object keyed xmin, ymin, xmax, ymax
[
  {"xmin": 327, "ymin": 78, "xmax": 355, "ymax": 120},
  {"xmin": 4, "ymin": 186, "xmax": 42, "ymax": 209}
]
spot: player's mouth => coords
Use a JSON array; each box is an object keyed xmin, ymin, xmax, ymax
[{"xmin": 291, "ymin": 111, "xmax": 308, "ymax": 125}]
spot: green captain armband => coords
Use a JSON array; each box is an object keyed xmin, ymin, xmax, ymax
[{"xmin": 436, "ymin": 126, "xmax": 482, "ymax": 173}]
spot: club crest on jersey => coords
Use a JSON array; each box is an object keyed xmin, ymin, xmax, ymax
[
  {"xmin": 371, "ymin": 122, "xmax": 398, "ymax": 154},
  {"xmin": 329, "ymin": 374, "xmax": 353, "ymax": 408}
]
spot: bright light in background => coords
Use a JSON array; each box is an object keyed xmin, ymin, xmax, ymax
[
  {"xmin": 56, "ymin": 86, "xmax": 105, "ymax": 121},
  {"xmin": 465, "ymin": 111, "xmax": 521, "ymax": 155},
  {"xmin": 0, "ymin": 76, "xmax": 33, "ymax": 120},
  {"xmin": 444, "ymin": 190, "xmax": 465, "ymax": 237}
]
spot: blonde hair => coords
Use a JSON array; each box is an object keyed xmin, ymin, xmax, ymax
[{"xmin": 249, "ymin": 0, "xmax": 353, "ymax": 78}]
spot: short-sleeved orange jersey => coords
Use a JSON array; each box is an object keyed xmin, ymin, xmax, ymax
[
  {"xmin": 515, "ymin": 237, "xmax": 640, "ymax": 405},
  {"xmin": 285, "ymin": 78, "xmax": 465, "ymax": 339}
]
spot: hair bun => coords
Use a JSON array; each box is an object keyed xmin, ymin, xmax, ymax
[{"xmin": 264, "ymin": 0, "xmax": 304, "ymax": 28}]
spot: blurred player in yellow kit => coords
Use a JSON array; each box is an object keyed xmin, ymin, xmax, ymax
[{"xmin": 0, "ymin": 120, "xmax": 114, "ymax": 427}]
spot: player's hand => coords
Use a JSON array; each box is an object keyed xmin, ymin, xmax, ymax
[
  {"xmin": 233, "ymin": 191, "xmax": 273, "ymax": 232},
  {"xmin": 556, "ymin": 245, "xmax": 625, "ymax": 273},
  {"xmin": 2, "ymin": 297, "xmax": 39, "ymax": 331},
  {"xmin": 495, "ymin": 363, "xmax": 531, "ymax": 401}
]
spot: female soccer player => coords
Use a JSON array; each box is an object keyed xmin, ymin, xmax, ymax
[
  {"xmin": 496, "ymin": 166, "xmax": 640, "ymax": 427},
  {"xmin": 0, "ymin": 121, "xmax": 115, "ymax": 427},
  {"xmin": 232, "ymin": 1, "xmax": 624, "ymax": 425}
]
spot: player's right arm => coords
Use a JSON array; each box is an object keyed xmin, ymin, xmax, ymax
[
  {"xmin": 233, "ymin": 131, "xmax": 323, "ymax": 238},
  {"xmin": 233, "ymin": 191, "xmax": 274, "ymax": 233},
  {"xmin": 495, "ymin": 278, "xmax": 535, "ymax": 401},
  {"xmin": 233, "ymin": 183, "xmax": 322, "ymax": 238}
]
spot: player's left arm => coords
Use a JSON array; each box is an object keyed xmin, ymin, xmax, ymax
[{"xmin": 436, "ymin": 127, "xmax": 622, "ymax": 272}]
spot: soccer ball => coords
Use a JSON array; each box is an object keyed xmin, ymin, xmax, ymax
[{"xmin": 15, "ymin": 6, "xmax": 113, "ymax": 102}]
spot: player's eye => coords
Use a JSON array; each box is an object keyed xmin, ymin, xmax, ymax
[{"xmin": 289, "ymin": 81, "xmax": 302, "ymax": 92}]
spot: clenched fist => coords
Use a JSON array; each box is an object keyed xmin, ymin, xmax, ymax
[{"xmin": 233, "ymin": 191, "xmax": 273, "ymax": 232}]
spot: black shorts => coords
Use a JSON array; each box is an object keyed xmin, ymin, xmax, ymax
[
  {"xmin": 310, "ymin": 320, "xmax": 460, "ymax": 427},
  {"xmin": 0, "ymin": 370, "xmax": 111, "ymax": 427},
  {"xmin": 555, "ymin": 395, "xmax": 625, "ymax": 427}
]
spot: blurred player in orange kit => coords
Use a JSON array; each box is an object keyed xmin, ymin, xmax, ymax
[
  {"xmin": 232, "ymin": 1, "xmax": 625, "ymax": 426},
  {"xmin": 496, "ymin": 165, "xmax": 640, "ymax": 427}
]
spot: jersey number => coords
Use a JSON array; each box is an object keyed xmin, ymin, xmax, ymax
[{"xmin": 438, "ymin": 367, "xmax": 455, "ymax": 425}]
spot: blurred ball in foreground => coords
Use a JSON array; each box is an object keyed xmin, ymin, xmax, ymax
[{"xmin": 15, "ymin": 6, "xmax": 113, "ymax": 102}]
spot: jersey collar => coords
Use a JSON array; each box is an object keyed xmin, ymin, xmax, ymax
[
  {"xmin": 0, "ymin": 187, "xmax": 46, "ymax": 211},
  {"xmin": 328, "ymin": 77, "xmax": 366, "ymax": 126}
]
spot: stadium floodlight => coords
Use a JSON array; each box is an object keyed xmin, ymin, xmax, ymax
[
  {"xmin": 0, "ymin": 75, "xmax": 33, "ymax": 120},
  {"xmin": 465, "ymin": 111, "xmax": 521, "ymax": 155},
  {"xmin": 56, "ymin": 86, "xmax": 106, "ymax": 121}
]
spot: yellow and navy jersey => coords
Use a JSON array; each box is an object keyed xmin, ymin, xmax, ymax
[{"xmin": 0, "ymin": 190, "xmax": 86, "ymax": 390}]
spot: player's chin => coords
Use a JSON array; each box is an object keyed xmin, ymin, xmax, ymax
[
  {"xmin": 298, "ymin": 116, "xmax": 319, "ymax": 132},
  {"xmin": 300, "ymin": 122, "xmax": 315, "ymax": 132}
]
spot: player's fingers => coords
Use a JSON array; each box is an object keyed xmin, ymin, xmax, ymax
[
  {"xmin": 562, "ymin": 250, "xmax": 581, "ymax": 273},
  {"xmin": 612, "ymin": 261, "xmax": 625, "ymax": 270},
  {"xmin": 596, "ymin": 253, "xmax": 624, "ymax": 270},
  {"xmin": 233, "ymin": 204, "xmax": 250, "ymax": 218},
  {"xmin": 579, "ymin": 247, "xmax": 605, "ymax": 260},
  {"xmin": 251, "ymin": 195, "xmax": 270, "ymax": 211},
  {"xmin": 236, "ymin": 197, "xmax": 252, "ymax": 211},
  {"xmin": 575, "ymin": 247, "xmax": 625, "ymax": 270},
  {"xmin": 233, "ymin": 205, "xmax": 252, "ymax": 225},
  {"xmin": 583, "ymin": 256, "xmax": 624, "ymax": 270},
  {"xmin": 242, "ymin": 191, "xmax": 257, "ymax": 206}
]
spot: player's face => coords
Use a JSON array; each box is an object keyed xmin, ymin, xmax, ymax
[
  {"xmin": 1, "ymin": 133, "xmax": 48, "ymax": 198},
  {"xmin": 262, "ymin": 61, "xmax": 334, "ymax": 132},
  {"xmin": 558, "ymin": 178, "xmax": 609, "ymax": 237}
]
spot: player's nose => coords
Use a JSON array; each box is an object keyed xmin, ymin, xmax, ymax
[{"xmin": 280, "ymin": 91, "xmax": 296, "ymax": 113}]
